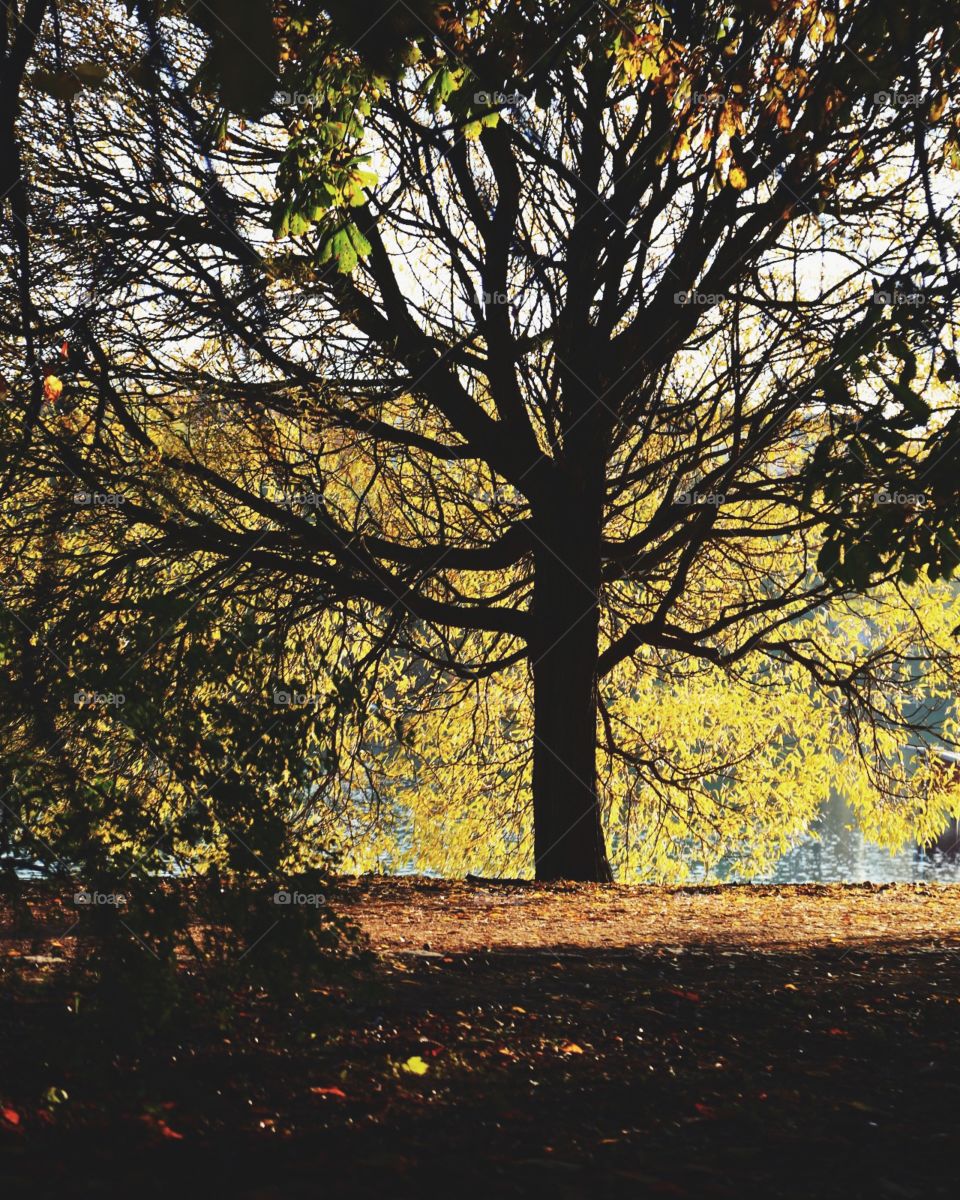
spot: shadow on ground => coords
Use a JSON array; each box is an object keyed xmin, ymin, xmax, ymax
[{"xmin": 2, "ymin": 926, "xmax": 958, "ymax": 1199}]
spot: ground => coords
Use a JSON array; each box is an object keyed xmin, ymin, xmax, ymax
[{"xmin": 2, "ymin": 878, "xmax": 960, "ymax": 1197}]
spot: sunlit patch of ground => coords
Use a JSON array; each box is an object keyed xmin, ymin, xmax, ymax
[{"xmin": 343, "ymin": 876, "xmax": 960, "ymax": 954}]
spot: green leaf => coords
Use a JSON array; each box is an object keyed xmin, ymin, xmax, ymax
[
  {"xmin": 350, "ymin": 226, "xmax": 372, "ymax": 257},
  {"xmin": 320, "ymin": 229, "xmax": 358, "ymax": 274}
]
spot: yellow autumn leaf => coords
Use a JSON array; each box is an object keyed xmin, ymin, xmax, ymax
[
  {"xmin": 401, "ymin": 1055, "xmax": 429, "ymax": 1075},
  {"xmin": 728, "ymin": 165, "xmax": 748, "ymax": 190},
  {"xmin": 929, "ymin": 94, "xmax": 947, "ymax": 123},
  {"xmin": 43, "ymin": 374, "xmax": 63, "ymax": 402}
]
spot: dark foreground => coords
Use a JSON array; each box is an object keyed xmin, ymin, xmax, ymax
[{"xmin": 2, "ymin": 878, "xmax": 960, "ymax": 1198}]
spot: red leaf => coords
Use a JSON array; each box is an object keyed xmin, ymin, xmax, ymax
[
  {"xmin": 1, "ymin": 1107, "xmax": 21, "ymax": 1126},
  {"xmin": 139, "ymin": 1114, "xmax": 184, "ymax": 1139},
  {"xmin": 310, "ymin": 1086, "xmax": 346, "ymax": 1099}
]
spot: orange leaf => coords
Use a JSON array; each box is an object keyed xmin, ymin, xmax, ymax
[{"xmin": 43, "ymin": 375, "xmax": 63, "ymax": 403}]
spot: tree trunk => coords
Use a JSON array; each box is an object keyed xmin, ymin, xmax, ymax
[{"xmin": 530, "ymin": 522, "xmax": 613, "ymax": 883}]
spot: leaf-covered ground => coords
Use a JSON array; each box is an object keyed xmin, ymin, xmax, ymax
[{"xmin": 3, "ymin": 878, "xmax": 960, "ymax": 1198}]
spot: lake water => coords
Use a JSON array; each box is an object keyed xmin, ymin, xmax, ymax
[
  {"xmin": 6, "ymin": 793, "xmax": 960, "ymax": 884},
  {"xmin": 721, "ymin": 793, "xmax": 960, "ymax": 884}
]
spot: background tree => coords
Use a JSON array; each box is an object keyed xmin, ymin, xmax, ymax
[{"xmin": 4, "ymin": 1, "xmax": 960, "ymax": 880}]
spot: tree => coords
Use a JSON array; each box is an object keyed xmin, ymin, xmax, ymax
[{"xmin": 4, "ymin": 1, "xmax": 960, "ymax": 880}]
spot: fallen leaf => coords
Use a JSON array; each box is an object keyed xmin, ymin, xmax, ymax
[
  {"xmin": 559, "ymin": 1041, "xmax": 584, "ymax": 1055},
  {"xmin": 401, "ymin": 1055, "xmax": 429, "ymax": 1076}
]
